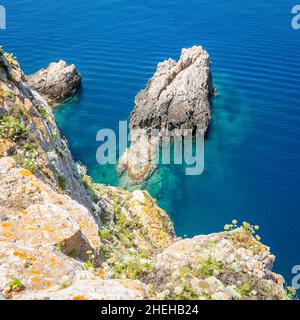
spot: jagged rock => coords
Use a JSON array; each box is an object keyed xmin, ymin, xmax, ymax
[
  {"xmin": 0, "ymin": 52, "xmax": 93, "ymax": 212},
  {"xmin": 0, "ymin": 156, "xmax": 101, "ymax": 255},
  {"xmin": 130, "ymin": 46, "xmax": 213, "ymax": 134},
  {"xmin": 26, "ymin": 60, "xmax": 81, "ymax": 106},
  {"xmin": 0, "ymin": 157, "xmax": 148, "ymax": 300},
  {"xmin": 146, "ymin": 232, "xmax": 288, "ymax": 300},
  {"xmin": 118, "ymin": 46, "xmax": 213, "ymax": 184}
]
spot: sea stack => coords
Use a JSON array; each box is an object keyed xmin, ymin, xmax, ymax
[
  {"xmin": 118, "ymin": 46, "xmax": 214, "ymax": 184},
  {"xmin": 26, "ymin": 60, "xmax": 81, "ymax": 106}
]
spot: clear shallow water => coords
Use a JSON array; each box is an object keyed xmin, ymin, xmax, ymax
[{"xmin": 2, "ymin": 0, "xmax": 300, "ymax": 285}]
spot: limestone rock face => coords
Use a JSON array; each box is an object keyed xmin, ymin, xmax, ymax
[
  {"xmin": 15, "ymin": 279, "xmax": 148, "ymax": 300},
  {"xmin": 130, "ymin": 46, "xmax": 213, "ymax": 135},
  {"xmin": 0, "ymin": 157, "xmax": 148, "ymax": 300},
  {"xmin": 0, "ymin": 51, "xmax": 93, "ymax": 212},
  {"xmin": 146, "ymin": 232, "xmax": 288, "ymax": 300},
  {"xmin": 26, "ymin": 60, "xmax": 81, "ymax": 106}
]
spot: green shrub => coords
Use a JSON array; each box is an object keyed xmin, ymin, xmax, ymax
[
  {"xmin": 196, "ymin": 257, "xmax": 223, "ymax": 278},
  {"xmin": 224, "ymin": 219, "xmax": 262, "ymax": 254},
  {"xmin": 36, "ymin": 106, "xmax": 48, "ymax": 120},
  {"xmin": 51, "ymin": 131, "xmax": 58, "ymax": 140},
  {"xmin": 0, "ymin": 115, "xmax": 27, "ymax": 141},
  {"xmin": 55, "ymin": 242, "xmax": 63, "ymax": 250},
  {"xmin": 4, "ymin": 52, "xmax": 17, "ymax": 66},
  {"xmin": 13, "ymin": 142, "xmax": 41, "ymax": 174},
  {"xmin": 7, "ymin": 278, "xmax": 24, "ymax": 292},
  {"xmin": 99, "ymin": 226, "xmax": 114, "ymax": 242},
  {"xmin": 4, "ymin": 90, "xmax": 13, "ymax": 98},
  {"xmin": 286, "ymin": 286, "xmax": 297, "ymax": 300},
  {"xmin": 13, "ymin": 154, "xmax": 41, "ymax": 173},
  {"xmin": 238, "ymin": 282, "xmax": 251, "ymax": 298},
  {"xmin": 100, "ymin": 210, "xmax": 111, "ymax": 225},
  {"xmin": 58, "ymin": 175, "xmax": 66, "ymax": 190},
  {"xmin": 84, "ymin": 251, "xmax": 95, "ymax": 270},
  {"xmin": 111, "ymin": 255, "xmax": 153, "ymax": 280}
]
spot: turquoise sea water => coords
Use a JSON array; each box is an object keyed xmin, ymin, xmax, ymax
[{"xmin": 1, "ymin": 0, "xmax": 300, "ymax": 286}]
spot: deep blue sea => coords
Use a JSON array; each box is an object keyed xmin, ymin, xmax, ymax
[{"xmin": 1, "ymin": 0, "xmax": 300, "ymax": 286}]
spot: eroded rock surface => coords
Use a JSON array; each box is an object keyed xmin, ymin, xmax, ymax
[
  {"xmin": 147, "ymin": 232, "xmax": 287, "ymax": 300},
  {"xmin": 118, "ymin": 46, "xmax": 213, "ymax": 184},
  {"xmin": 0, "ymin": 51, "xmax": 93, "ymax": 211},
  {"xmin": 26, "ymin": 60, "xmax": 81, "ymax": 106},
  {"xmin": 130, "ymin": 46, "xmax": 213, "ymax": 134}
]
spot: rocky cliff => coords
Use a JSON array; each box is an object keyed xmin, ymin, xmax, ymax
[{"xmin": 0, "ymin": 48, "xmax": 292, "ymax": 300}]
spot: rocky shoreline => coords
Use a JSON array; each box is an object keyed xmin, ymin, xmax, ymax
[{"xmin": 0, "ymin": 47, "xmax": 293, "ymax": 300}]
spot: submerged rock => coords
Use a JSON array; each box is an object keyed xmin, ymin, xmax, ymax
[
  {"xmin": 118, "ymin": 46, "xmax": 213, "ymax": 184},
  {"xmin": 26, "ymin": 60, "xmax": 81, "ymax": 106}
]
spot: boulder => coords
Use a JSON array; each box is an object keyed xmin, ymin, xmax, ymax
[
  {"xmin": 26, "ymin": 60, "xmax": 81, "ymax": 106},
  {"xmin": 130, "ymin": 45, "xmax": 213, "ymax": 135}
]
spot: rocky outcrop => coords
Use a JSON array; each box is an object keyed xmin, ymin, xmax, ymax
[
  {"xmin": 0, "ymin": 50, "xmax": 93, "ymax": 212},
  {"xmin": 146, "ymin": 231, "xmax": 287, "ymax": 300},
  {"xmin": 0, "ymin": 157, "xmax": 149, "ymax": 300},
  {"xmin": 0, "ymin": 48, "xmax": 292, "ymax": 300},
  {"xmin": 26, "ymin": 60, "xmax": 81, "ymax": 106},
  {"xmin": 71, "ymin": 169, "xmax": 290, "ymax": 300},
  {"xmin": 0, "ymin": 157, "xmax": 97, "ymax": 295},
  {"xmin": 130, "ymin": 46, "xmax": 213, "ymax": 135},
  {"xmin": 118, "ymin": 46, "xmax": 213, "ymax": 184}
]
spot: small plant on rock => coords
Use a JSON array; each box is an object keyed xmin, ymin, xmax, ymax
[
  {"xmin": 286, "ymin": 286, "xmax": 297, "ymax": 300},
  {"xmin": 196, "ymin": 256, "xmax": 223, "ymax": 278},
  {"xmin": 84, "ymin": 250, "xmax": 95, "ymax": 270},
  {"xmin": 4, "ymin": 52, "xmax": 17, "ymax": 66},
  {"xmin": 58, "ymin": 175, "xmax": 67, "ymax": 190},
  {"xmin": 99, "ymin": 226, "xmax": 114, "ymax": 242},
  {"xmin": 224, "ymin": 219, "xmax": 262, "ymax": 253},
  {"xmin": 0, "ymin": 115, "xmax": 27, "ymax": 142},
  {"xmin": 4, "ymin": 90, "xmax": 13, "ymax": 98},
  {"xmin": 36, "ymin": 106, "xmax": 48, "ymax": 120},
  {"xmin": 7, "ymin": 278, "xmax": 24, "ymax": 292}
]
